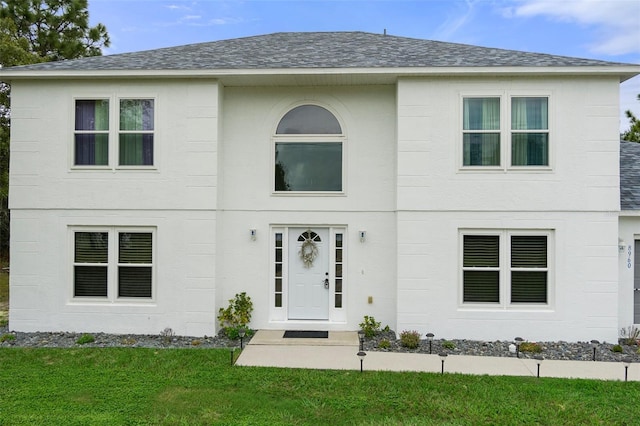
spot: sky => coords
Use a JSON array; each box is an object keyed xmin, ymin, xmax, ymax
[{"xmin": 87, "ymin": 0, "xmax": 640, "ymax": 132}]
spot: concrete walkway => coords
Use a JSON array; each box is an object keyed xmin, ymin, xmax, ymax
[{"xmin": 235, "ymin": 330, "xmax": 638, "ymax": 381}]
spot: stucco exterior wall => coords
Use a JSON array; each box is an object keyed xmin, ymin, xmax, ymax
[
  {"xmin": 618, "ymin": 215, "xmax": 640, "ymax": 329},
  {"xmin": 395, "ymin": 76, "xmax": 622, "ymax": 341},
  {"xmin": 9, "ymin": 79, "xmax": 220, "ymax": 335},
  {"xmin": 216, "ymin": 86, "xmax": 398, "ymax": 331}
]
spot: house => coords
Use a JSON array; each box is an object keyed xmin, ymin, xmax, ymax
[{"xmin": 2, "ymin": 32, "xmax": 639, "ymax": 341}]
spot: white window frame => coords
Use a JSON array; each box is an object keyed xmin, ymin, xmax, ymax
[
  {"xmin": 459, "ymin": 91, "xmax": 552, "ymax": 171},
  {"xmin": 459, "ymin": 229, "xmax": 554, "ymax": 310},
  {"xmin": 271, "ymin": 103, "xmax": 347, "ymax": 196},
  {"xmin": 70, "ymin": 227, "xmax": 156, "ymax": 303},
  {"xmin": 71, "ymin": 95, "xmax": 158, "ymax": 171}
]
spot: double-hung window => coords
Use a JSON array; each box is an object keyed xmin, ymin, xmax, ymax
[
  {"xmin": 461, "ymin": 231, "xmax": 551, "ymax": 306},
  {"xmin": 73, "ymin": 228, "xmax": 154, "ymax": 300},
  {"xmin": 511, "ymin": 97, "xmax": 548, "ymax": 166},
  {"xmin": 75, "ymin": 100, "xmax": 110, "ymax": 166},
  {"xmin": 461, "ymin": 95, "xmax": 549, "ymax": 168},
  {"xmin": 462, "ymin": 97, "xmax": 501, "ymax": 166},
  {"xmin": 73, "ymin": 98, "xmax": 155, "ymax": 168}
]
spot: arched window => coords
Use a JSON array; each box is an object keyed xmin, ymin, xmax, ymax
[{"xmin": 274, "ymin": 105, "xmax": 344, "ymax": 192}]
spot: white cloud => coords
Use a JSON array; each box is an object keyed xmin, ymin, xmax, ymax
[
  {"xmin": 433, "ymin": 0, "xmax": 478, "ymax": 40},
  {"xmin": 509, "ymin": 0, "xmax": 640, "ymax": 55}
]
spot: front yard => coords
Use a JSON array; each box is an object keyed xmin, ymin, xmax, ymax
[{"xmin": 1, "ymin": 347, "xmax": 638, "ymax": 425}]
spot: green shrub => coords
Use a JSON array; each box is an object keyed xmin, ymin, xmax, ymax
[
  {"xmin": 378, "ymin": 338, "xmax": 391, "ymax": 349},
  {"xmin": 400, "ymin": 330, "xmax": 421, "ymax": 349},
  {"xmin": 218, "ymin": 292, "xmax": 253, "ymax": 338},
  {"xmin": 442, "ymin": 340, "xmax": 456, "ymax": 350},
  {"xmin": 1, "ymin": 333, "xmax": 15, "ymax": 342},
  {"xmin": 76, "ymin": 334, "xmax": 95, "ymax": 345},
  {"xmin": 359, "ymin": 315, "xmax": 381, "ymax": 338},
  {"xmin": 620, "ymin": 326, "xmax": 640, "ymax": 345},
  {"xmin": 612, "ymin": 344, "xmax": 623, "ymax": 353},
  {"xmin": 519, "ymin": 342, "xmax": 542, "ymax": 353}
]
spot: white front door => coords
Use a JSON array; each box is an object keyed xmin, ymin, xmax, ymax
[{"xmin": 288, "ymin": 228, "xmax": 330, "ymax": 320}]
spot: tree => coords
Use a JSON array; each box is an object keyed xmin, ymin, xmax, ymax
[
  {"xmin": 622, "ymin": 94, "xmax": 640, "ymax": 142},
  {"xmin": 0, "ymin": 0, "xmax": 110, "ymax": 259}
]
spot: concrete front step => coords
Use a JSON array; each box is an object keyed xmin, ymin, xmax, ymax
[{"xmin": 248, "ymin": 329, "xmax": 359, "ymax": 347}]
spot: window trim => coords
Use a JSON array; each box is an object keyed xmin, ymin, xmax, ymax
[
  {"xmin": 271, "ymin": 103, "xmax": 347, "ymax": 196},
  {"xmin": 459, "ymin": 229, "xmax": 554, "ymax": 310},
  {"xmin": 459, "ymin": 92, "xmax": 553, "ymax": 172},
  {"xmin": 70, "ymin": 95, "xmax": 158, "ymax": 171},
  {"xmin": 70, "ymin": 227, "xmax": 156, "ymax": 303}
]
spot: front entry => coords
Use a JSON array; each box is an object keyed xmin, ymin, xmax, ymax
[{"xmin": 288, "ymin": 228, "xmax": 330, "ymax": 320}]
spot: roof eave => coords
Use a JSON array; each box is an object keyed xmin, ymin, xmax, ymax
[{"xmin": 1, "ymin": 65, "xmax": 638, "ymax": 82}]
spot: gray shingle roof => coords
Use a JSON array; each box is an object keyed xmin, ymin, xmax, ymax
[
  {"xmin": 621, "ymin": 141, "xmax": 640, "ymax": 210},
  {"xmin": 5, "ymin": 31, "xmax": 633, "ymax": 72}
]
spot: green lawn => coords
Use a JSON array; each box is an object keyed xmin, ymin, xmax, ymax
[{"xmin": 0, "ymin": 348, "xmax": 637, "ymax": 425}]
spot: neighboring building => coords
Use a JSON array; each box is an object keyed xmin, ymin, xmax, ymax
[
  {"xmin": 2, "ymin": 32, "xmax": 639, "ymax": 341},
  {"xmin": 619, "ymin": 141, "xmax": 640, "ymax": 328}
]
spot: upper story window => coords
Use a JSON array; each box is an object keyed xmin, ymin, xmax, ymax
[
  {"xmin": 461, "ymin": 95, "xmax": 549, "ymax": 169},
  {"xmin": 511, "ymin": 97, "xmax": 548, "ymax": 166},
  {"xmin": 274, "ymin": 105, "xmax": 344, "ymax": 193},
  {"xmin": 73, "ymin": 98, "xmax": 155, "ymax": 169},
  {"xmin": 75, "ymin": 100, "xmax": 110, "ymax": 166},
  {"xmin": 119, "ymin": 99, "xmax": 154, "ymax": 166}
]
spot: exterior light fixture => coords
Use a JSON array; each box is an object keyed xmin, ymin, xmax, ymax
[
  {"xmin": 439, "ymin": 353, "xmax": 448, "ymax": 374},
  {"xmin": 238, "ymin": 327, "xmax": 246, "ymax": 350},
  {"xmin": 591, "ymin": 340, "xmax": 599, "ymax": 361},
  {"xmin": 534, "ymin": 355, "xmax": 544, "ymax": 378},
  {"xmin": 357, "ymin": 351, "xmax": 367, "ymax": 372},
  {"xmin": 426, "ymin": 333, "xmax": 434, "ymax": 354},
  {"xmin": 623, "ymin": 357, "xmax": 632, "ymax": 382},
  {"xmin": 357, "ymin": 330, "xmax": 365, "ymax": 351},
  {"xmin": 359, "ymin": 231, "xmax": 366, "ymax": 243},
  {"xmin": 619, "ymin": 239, "xmax": 627, "ymax": 253},
  {"xmin": 514, "ymin": 337, "xmax": 524, "ymax": 358},
  {"xmin": 250, "ymin": 229, "xmax": 257, "ymax": 241}
]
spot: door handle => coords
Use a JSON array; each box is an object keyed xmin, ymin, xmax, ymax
[{"xmin": 324, "ymin": 278, "xmax": 330, "ymax": 289}]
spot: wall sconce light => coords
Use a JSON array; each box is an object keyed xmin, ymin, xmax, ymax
[
  {"xmin": 619, "ymin": 239, "xmax": 627, "ymax": 253},
  {"xmin": 250, "ymin": 229, "xmax": 257, "ymax": 241},
  {"xmin": 359, "ymin": 230, "xmax": 366, "ymax": 243}
]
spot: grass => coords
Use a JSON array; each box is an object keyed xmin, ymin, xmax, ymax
[{"xmin": 0, "ymin": 348, "xmax": 638, "ymax": 425}]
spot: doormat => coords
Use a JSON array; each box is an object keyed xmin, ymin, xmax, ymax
[{"xmin": 283, "ymin": 330, "xmax": 329, "ymax": 339}]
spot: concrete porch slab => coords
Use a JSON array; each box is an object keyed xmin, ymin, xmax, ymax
[{"xmin": 248, "ymin": 329, "xmax": 359, "ymax": 346}]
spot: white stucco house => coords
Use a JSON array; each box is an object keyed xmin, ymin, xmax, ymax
[{"xmin": 2, "ymin": 32, "xmax": 639, "ymax": 341}]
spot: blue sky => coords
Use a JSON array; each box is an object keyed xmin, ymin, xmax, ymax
[{"xmin": 87, "ymin": 0, "xmax": 640, "ymax": 131}]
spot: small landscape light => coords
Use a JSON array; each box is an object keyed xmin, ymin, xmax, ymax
[
  {"xmin": 239, "ymin": 327, "xmax": 246, "ymax": 350},
  {"xmin": 357, "ymin": 350, "xmax": 367, "ymax": 372},
  {"xmin": 426, "ymin": 333, "xmax": 434, "ymax": 354},
  {"xmin": 358, "ymin": 330, "xmax": 365, "ymax": 351},
  {"xmin": 534, "ymin": 355, "xmax": 544, "ymax": 378},
  {"xmin": 514, "ymin": 337, "xmax": 523, "ymax": 358},
  {"xmin": 439, "ymin": 352, "xmax": 448, "ymax": 374},
  {"xmin": 590, "ymin": 340, "xmax": 599, "ymax": 362},
  {"xmin": 622, "ymin": 357, "xmax": 632, "ymax": 382}
]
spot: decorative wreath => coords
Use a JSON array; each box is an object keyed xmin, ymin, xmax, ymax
[{"xmin": 299, "ymin": 238, "xmax": 319, "ymax": 268}]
